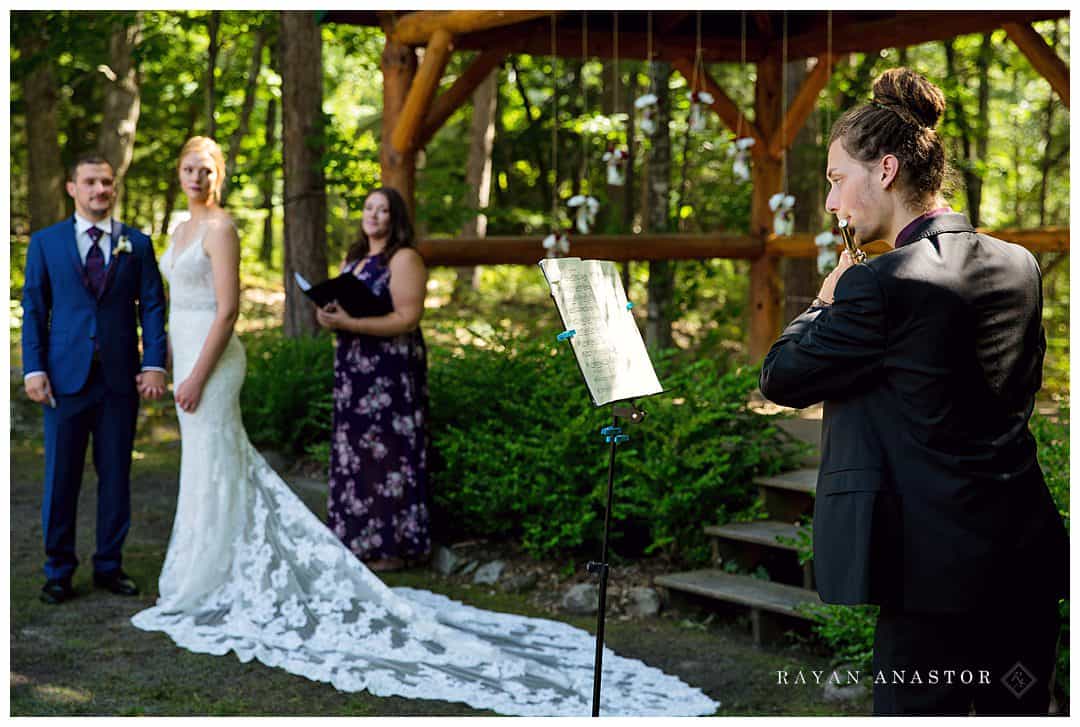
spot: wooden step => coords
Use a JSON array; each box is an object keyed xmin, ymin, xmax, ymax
[
  {"xmin": 655, "ymin": 569, "xmax": 821, "ymax": 620},
  {"xmin": 704, "ymin": 520, "xmax": 809, "ymax": 552},
  {"xmin": 754, "ymin": 467, "xmax": 818, "ymax": 494},
  {"xmin": 755, "ymin": 468, "xmax": 817, "ymax": 521}
]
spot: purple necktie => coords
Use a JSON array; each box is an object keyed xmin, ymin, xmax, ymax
[{"xmin": 86, "ymin": 226, "xmax": 106, "ymax": 298}]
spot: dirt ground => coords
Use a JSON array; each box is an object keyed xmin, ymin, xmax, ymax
[{"xmin": 9, "ymin": 381, "xmax": 872, "ymax": 716}]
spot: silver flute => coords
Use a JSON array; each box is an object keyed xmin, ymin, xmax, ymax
[{"xmin": 837, "ymin": 218, "xmax": 867, "ymax": 264}]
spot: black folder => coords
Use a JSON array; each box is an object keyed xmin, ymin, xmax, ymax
[{"xmin": 295, "ymin": 272, "xmax": 393, "ymax": 318}]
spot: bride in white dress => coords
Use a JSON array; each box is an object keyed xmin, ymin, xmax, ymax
[{"xmin": 131, "ymin": 136, "xmax": 718, "ymax": 717}]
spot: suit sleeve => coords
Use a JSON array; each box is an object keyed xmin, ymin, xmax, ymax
[
  {"xmin": 136, "ymin": 232, "xmax": 168, "ymax": 370},
  {"xmin": 760, "ymin": 263, "xmax": 887, "ymax": 409},
  {"xmin": 21, "ymin": 233, "xmax": 51, "ymax": 376}
]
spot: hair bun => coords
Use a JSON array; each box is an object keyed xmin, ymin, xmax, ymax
[{"xmin": 872, "ymin": 68, "xmax": 945, "ymax": 130}]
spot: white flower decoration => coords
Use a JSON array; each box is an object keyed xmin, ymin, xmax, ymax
[
  {"xmin": 727, "ymin": 137, "xmax": 755, "ymax": 182},
  {"xmin": 601, "ymin": 146, "xmax": 628, "ymax": 186},
  {"xmin": 114, "ymin": 235, "xmax": 133, "ymax": 255},
  {"xmin": 769, "ymin": 193, "xmax": 796, "ymax": 236},
  {"xmin": 688, "ymin": 90, "xmax": 715, "ymax": 132},
  {"xmin": 542, "ymin": 231, "xmax": 570, "ymax": 257},
  {"xmin": 635, "ymin": 93, "xmax": 659, "ymax": 136},
  {"xmin": 567, "ymin": 195, "xmax": 600, "ymax": 235}
]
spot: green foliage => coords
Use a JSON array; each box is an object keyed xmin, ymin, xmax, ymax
[
  {"xmin": 427, "ymin": 326, "xmax": 807, "ymax": 560},
  {"xmin": 800, "ymin": 603, "xmax": 879, "ymax": 671},
  {"xmin": 238, "ymin": 331, "xmax": 334, "ymax": 459}
]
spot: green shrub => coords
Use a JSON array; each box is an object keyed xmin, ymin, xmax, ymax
[
  {"xmin": 427, "ymin": 326, "xmax": 807, "ymax": 561},
  {"xmin": 239, "ymin": 331, "xmax": 335, "ymax": 459}
]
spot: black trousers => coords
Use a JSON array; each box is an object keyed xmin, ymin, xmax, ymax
[{"xmin": 872, "ymin": 598, "xmax": 1062, "ymax": 715}]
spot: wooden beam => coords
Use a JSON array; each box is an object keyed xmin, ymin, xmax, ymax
[
  {"xmin": 769, "ymin": 54, "xmax": 839, "ymax": 159},
  {"xmin": 786, "ymin": 11, "xmax": 1063, "ymax": 60},
  {"xmin": 1003, "ymin": 23, "xmax": 1069, "ymax": 108},
  {"xmin": 670, "ymin": 57, "xmax": 765, "ymax": 149},
  {"xmin": 453, "ymin": 21, "xmax": 771, "ymax": 63},
  {"xmin": 416, "ymin": 44, "xmax": 514, "ymax": 150},
  {"xmin": 414, "ymin": 227, "xmax": 1068, "ymax": 266},
  {"xmin": 766, "ymin": 227, "xmax": 1070, "ymax": 258},
  {"xmin": 391, "ymin": 10, "xmax": 554, "ymax": 45},
  {"xmin": 417, "ymin": 233, "xmax": 765, "ymax": 266},
  {"xmin": 391, "ymin": 28, "xmax": 454, "ymax": 154}
]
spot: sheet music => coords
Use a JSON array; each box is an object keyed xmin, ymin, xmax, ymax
[{"xmin": 539, "ymin": 257, "xmax": 663, "ymax": 406}]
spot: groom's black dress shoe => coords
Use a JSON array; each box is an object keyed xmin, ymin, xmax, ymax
[
  {"xmin": 93, "ymin": 570, "xmax": 140, "ymax": 596},
  {"xmin": 40, "ymin": 579, "xmax": 75, "ymax": 605}
]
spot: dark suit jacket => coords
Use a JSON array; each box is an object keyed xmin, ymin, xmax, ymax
[
  {"xmin": 22, "ymin": 217, "xmax": 167, "ymax": 396},
  {"xmin": 760, "ymin": 213, "xmax": 1068, "ymax": 613}
]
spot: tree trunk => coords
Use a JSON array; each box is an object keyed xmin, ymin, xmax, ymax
[
  {"xmin": 280, "ymin": 10, "xmax": 328, "ymax": 337},
  {"xmin": 453, "ymin": 66, "xmax": 499, "ymax": 298},
  {"xmin": 781, "ymin": 59, "xmax": 822, "ymax": 324},
  {"xmin": 206, "ymin": 10, "xmax": 221, "ymax": 137},
  {"xmin": 18, "ymin": 23, "xmax": 67, "ymax": 231},
  {"xmin": 260, "ymin": 95, "xmax": 278, "ymax": 265},
  {"xmin": 644, "ymin": 61, "xmax": 674, "ymax": 352},
  {"xmin": 97, "ymin": 12, "xmax": 143, "ymax": 216},
  {"xmin": 510, "ymin": 59, "xmax": 551, "ymax": 213},
  {"xmin": 222, "ymin": 26, "xmax": 268, "ymax": 205},
  {"xmin": 159, "ymin": 102, "xmax": 200, "ymax": 238},
  {"xmin": 748, "ymin": 55, "xmax": 784, "ymax": 361}
]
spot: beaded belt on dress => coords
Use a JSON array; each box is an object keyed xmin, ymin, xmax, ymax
[{"xmin": 171, "ymin": 300, "xmax": 218, "ymax": 312}]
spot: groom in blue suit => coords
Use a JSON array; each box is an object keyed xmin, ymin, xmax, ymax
[{"xmin": 22, "ymin": 154, "xmax": 168, "ymax": 604}]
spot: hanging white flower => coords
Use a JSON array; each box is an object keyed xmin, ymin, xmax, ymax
[
  {"xmin": 635, "ymin": 93, "xmax": 659, "ymax": 136},
  {"xmin": 567, "ymin": 195, "xmax": 600, "ymax": 235},
  {"xmin": 769, "ymin": 193, "xmax": 796, "ymax": 236},
  {"xmin": 601, "ymin": 145, "xmax": 629, "ymax": 186},
  {"xmin": 727, "ymin": 137, "xmax": 755, "ymax": 182},
  {"xmin": 814, "ymin": 229, "xmax": 840, "ymax": 275},
  {"xmin": 542, "ymin": 230, "xmax": 571, "ymax": 257},
  {"xmin": 688, "ymin": 90, "xmax": 715, "ymax": 132}
]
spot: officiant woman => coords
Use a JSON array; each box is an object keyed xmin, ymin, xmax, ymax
[{"xmin": 315, "ymin": 187, "xmax": 431, "ymax": 572}]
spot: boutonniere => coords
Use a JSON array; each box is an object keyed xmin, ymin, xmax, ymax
[{"xmin": 114, "ymin": 235, "xmax": 133, "ymax": 255}]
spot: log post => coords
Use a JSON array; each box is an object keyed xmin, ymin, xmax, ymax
[
  {"xmin": 749, "ymin": 54, "xmax": 784, "ymax": 362},
  {"xmin": 380, "ymin": 21, "xmax": 418, "ymax": 212}
]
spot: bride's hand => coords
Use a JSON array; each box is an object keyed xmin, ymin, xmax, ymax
[{"xmin": 175, "ymin": 376, "xmax": 205, "ymax": 413}]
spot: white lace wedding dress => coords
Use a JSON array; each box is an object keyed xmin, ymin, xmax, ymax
[{"xmin": 131, "ymin": 225, "xmax": 718, "ymax": 716}]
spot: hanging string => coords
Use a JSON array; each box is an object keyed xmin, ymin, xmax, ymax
[
  {"xmin": 736, "ymin": 10, "xmax": 746, "ymax": 140},
  {"xmin": 613, "ymin": 11, "xmax": 619, "ymax": 127},
  {"xmin": 692, "ymin": 10, "xmax": 703, "ymax": 92},
  {"xmin": 781, "ymin": 10, "xmax": 789, "ymax": 194},
  {"xmin": 551, "ymin": 14, "xmax": 559, "ymax": 227},
  {"xmin": 826, "ymin": 10, "xmax": 833, "ymax": 137},
  {"xmin": 646, "ymin": 11, "xmax": 654, "ymax": 95}
]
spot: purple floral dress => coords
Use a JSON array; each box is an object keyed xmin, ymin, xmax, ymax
[{"xmin": 328, "ymin": 254, "xmax": 430, "ymax": 562}]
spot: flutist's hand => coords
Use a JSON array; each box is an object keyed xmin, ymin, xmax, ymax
[{"xmin": 816, "ymin": 249, "xmax": 857, "ymax": 305}]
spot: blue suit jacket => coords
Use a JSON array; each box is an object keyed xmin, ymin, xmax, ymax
[{"xmin": 22, "ymin": 217, "xmax": 168, "ymax": 396}]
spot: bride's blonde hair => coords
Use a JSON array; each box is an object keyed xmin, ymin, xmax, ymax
[{"xmin": 177, "ymin": 136, "xmax": 227, "ymax": 203}]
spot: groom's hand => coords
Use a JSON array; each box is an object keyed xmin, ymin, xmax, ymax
[
  {"xmin": 25, "ymin": 373, "xmax": 54, "ymax": 406},
  {"xmin": 136, "ymin": 370, "xmax": 166, "ymax": 400}
]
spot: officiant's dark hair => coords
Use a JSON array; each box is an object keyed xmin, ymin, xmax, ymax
[
  {"xmin": 68, "ymin": 154, "xmax": 113, "ymax": 181},
  {"xmin": 345, "ymin": 187, "xmax": 415, "ymax": 265}
]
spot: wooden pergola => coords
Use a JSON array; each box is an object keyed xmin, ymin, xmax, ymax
[{"xmin": 320, "ymin": 10, "xmax": 1070, "ymax": 358}]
